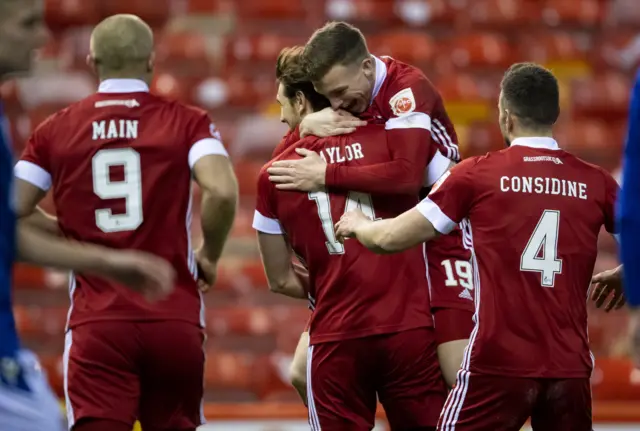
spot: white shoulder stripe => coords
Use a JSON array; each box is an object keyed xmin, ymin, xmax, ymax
[
  {"xmin": 14, "ymin": 160, "xmax": 52, "ymax": 191},
  {"xmin": 189, "ymin": 138, "xmax": 228, "ymax": 169},
  {"xmin": 385, "ymin": 112, "xmax": 431, "ymax": 131},
  {"xmin": 252, "ymin": 210, "xmax": 283, "ymax": 234}
]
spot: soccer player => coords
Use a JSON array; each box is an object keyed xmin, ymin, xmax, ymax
[
  {"xmin": 1, "ymin": 2, "xmax": 176, "ymax": 430},
  {"xmin": 255, "ymin": 46, "xmax": 448, "ymax": 430},
  {"xmin": 336, "ymin": 63, "xmax": 617, "ymax": 431},
  {"xmin": 620, "ymin": 67, "xmax": 640, "ymax": 361},
  {"xmin": 13, "ymin": 14, "xmax": 238, "ymax": 431},
  {"xmin": 267, "ymin": 22, "xmax": 474, "ymax": 387}
]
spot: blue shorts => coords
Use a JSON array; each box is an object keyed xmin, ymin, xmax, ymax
[{"xmin": 0, "ymin": 349, "xmax": 64, "ymax": 431}]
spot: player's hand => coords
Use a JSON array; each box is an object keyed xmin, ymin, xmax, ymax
[
  {"xmin": 299, "ymin": 107, "xmax": 367, "ymax": 138},
  {"xmin": 335, "ymin": 209, "xmax": 370, "ymax": 243},
  {"xmin": 590, "ymin": 265, "xmax": 626, "ymax": 312},
  {"xmin": 268, "ymin": 149, "xmax": 327, "ymax": 192},
  {"xmin": 105, "ymin": 251, "xmax": 175, "ymax": 301},
  {"xmin": 195, "ymin": 247, "xmax": 217, "ymax": 293}
]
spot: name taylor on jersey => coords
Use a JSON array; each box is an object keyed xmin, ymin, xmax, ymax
[
  {"xmin": 318, "ymin": 143, "xmax": 364, "ymax": 164},
  {"xmin": 92, "ymin": 119, "xmax": 139, "ymax": 140}
]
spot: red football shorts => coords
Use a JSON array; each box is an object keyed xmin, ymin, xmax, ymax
[
  {"xmin": 425, "ymin": 230, "xmax": 475, "ymax": 344},
  {"xmin": 63, "ymin": 321, "xmax": 205, "ymax": 430},
  {"xmin": 307, "ymin": 327, "xmax": 447, "ymax": 430},
  {"xmin": 437, "ymin": 372, "xmax": 592, "ymax": 431}
]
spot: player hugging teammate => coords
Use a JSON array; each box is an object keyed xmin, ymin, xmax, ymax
[{"xmin": 254, "ymin": 22, "xmax": 479, "ymax": 430}]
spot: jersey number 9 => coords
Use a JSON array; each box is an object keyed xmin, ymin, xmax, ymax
[{"xmin": 92, "ymin": 148, "xmax": 143, "ymax": 233}]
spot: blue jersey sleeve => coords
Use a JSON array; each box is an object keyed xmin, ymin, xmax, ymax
[{"xmin": 619, "ymin": 68, "xmax": 640, "ymax": 306}]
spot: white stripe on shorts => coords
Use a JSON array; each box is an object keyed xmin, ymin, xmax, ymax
[{"xmin": 306, "ymin": 345, "xmax": 321, "ymax": 430}]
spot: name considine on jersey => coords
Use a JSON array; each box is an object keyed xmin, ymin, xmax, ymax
[{"xmin": 500, "ymin": 175, "xmax": 588, "ymax": 200}]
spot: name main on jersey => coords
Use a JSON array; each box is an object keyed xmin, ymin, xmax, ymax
[{"xmin": 92, "ymin": 119, "xmax": 139, "ymax": 140}]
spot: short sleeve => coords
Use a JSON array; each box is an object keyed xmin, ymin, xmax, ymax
[
  {"xmin": 384, "ymin": 70, "xmax": 460, "ymax": 162},
  {"xmin": 14, "ymin": 122, "xmax": 53, "ymax": 191},
  {"xmin": 603, "ymin": 169, "xmax": 619, "ymax": 234},
  {"xmin": 416, "ymin": 158, "xmax": 477, "ymax": 234},
  {"xmin": 186, "ymin": 109, "xmax": 228, "ymax": 169},
  {"xmin": 252, "ymin": 168, "xmax": 283, "ymax": 234}
]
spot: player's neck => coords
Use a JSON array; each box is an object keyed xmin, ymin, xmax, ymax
[
  {"xmin": 511, "ymin": 129, "xmax": 553, "ymax": 140},
  {"xmin": 98, "ymin": 72, "xmax": 151, "ymax": 86}
]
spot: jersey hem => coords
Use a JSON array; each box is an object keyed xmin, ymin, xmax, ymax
[
  {"xmin": 467, "ymin": 365, "xmax": 593, "ymax": 379},
  {"xmin": 309, "ymin": 322, "xmax": 432, "ymax": 345}
]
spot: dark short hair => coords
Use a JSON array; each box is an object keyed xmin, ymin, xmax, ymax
[
  {"xmin": 276, "ymin": 46, "xmax": 330, "ymax": 111},
  {"xmin": 500, "ymin": 63, "xmax": 560, "ymax": 128},
  {"xmin": 302, "ymin": 21, "xmax": 369, "ymax": 82}
]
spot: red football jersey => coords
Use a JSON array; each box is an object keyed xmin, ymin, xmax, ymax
[
  {"xmin": 417, "ymin": 137, "xmax": 618, "ymax": 378},
  {"xmin": 254, "ymin": 124, "xmax": 436, "ymax": 345},
  {"xmin": 14, "ymin": 79, "xmax": 228, "ymax": 329}
]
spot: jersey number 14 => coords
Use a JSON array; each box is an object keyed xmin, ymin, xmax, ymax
[{"xmin": 308, "ymin": 190, "xmax": 377, "ymax": 254}]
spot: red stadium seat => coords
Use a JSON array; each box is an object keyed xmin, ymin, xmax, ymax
[
  {"xmin": 463, "ymin": 0, "xmax": 543, "ymax": 29},
  {"xmin": 150, "ymin": 72, "xmax": 197, "ymax": 104},
  {"xmin": 605, "ymin": 0, "xmax": 640, "ymax": 28},
  {"xmin": 519, "ymin": 33, "xmax": 589, "ymax": 65},
  {"xmin": 368, "ymin": 32, "xmax": 435, "ymax": 67},
  {"xmin": 186, "ymin": 0, "xmax": 232, "ymax": 14},
  {"xmin": 13, "ymin": 264, "xmax": 46, "ymax": 289},
  {"xmin": 224, "ymin": 34, "xmax": 306, "ymax": 68},
  {"xmin": 204, "ymin": 351, "xmax": 265, "ymax": 390},
  {"xmin": 541, "ymin": 0, "xmax": 605, "ymax": 28},
  {"xmin": 571, "ymin": 72, "xmax": 631, "ymax": 121},
  {"xmin": 234, "ymin": 0, "xmax": 307, "ymax": 21},
  {"xmin": 235, "ymin": 160, "xmax": 266, "ymax": 196},
  {"xmin": 155, "ymin": 32, "xmax": 213, "ymax": 75},
  {"xmin": 592, "ymin": 358, "xmax": 640, "ymax": 400},
  {"xmin": 590, "ymin": 32, "xmax": 640, "ymax": 72},
  {"xmin": 395, "ymin": 0, "xmax": 456, "ymax": 27},
  {"xmin": 444, "ymin": 33, "xmax": 517, "ymax": 70},
  {"xmin": 14, "ymin": 306, "xmax": 67, "ymax": 339},
  {"xmin": 324, "ymin": 0, "xmax": 398, "ymax": 26},
  {"xmin": 207, "ymin": 307, "xmax": 275, "ymax": 336},
  {"xmin": 457, "ymin": 122, "xmax": 504, "ymax": 158},
  {"xmin": 45, "ymin": 0, "xmax": 102, "ymax": 30},
  {"xmin": 554, "ymin": 120, "xmax": 624, "ymax": 172},
  {"xmin": 101, "ymin": 0, "xmax": 171, "ymax": 28}
]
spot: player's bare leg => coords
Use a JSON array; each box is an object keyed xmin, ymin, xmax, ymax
[
  {"xmin": 437, "ymin": 340, "xmax": 468, "ymax": 387},
  {"xmin": 290, "ymin": 331, "xmax": 309, "ymax": 405}
]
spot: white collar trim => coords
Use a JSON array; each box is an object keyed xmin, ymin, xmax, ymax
[
  {"xmin": 511, "ymin": 137, "xmax": 560, "ymax": 151},
  {"xmin": 98, "ymin": 79, "xmax": 149, "ymax": 94},
  {"xmin": 371, "ymin": 56, "xmax": 387, "ymax": 102}
]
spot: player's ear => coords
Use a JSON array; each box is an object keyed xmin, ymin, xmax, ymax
[
  {"xmin": 86, "ymin": 55, "xmax": 96, "ymax": 73},
  {"xmin": 361, "ymin": 56, "xmax": 374, "ymax": 79},
  {"xmin": 147, "ymin": 52, "xmax": 155, "ymax": 73},
  {"xmin": 295, "ymin": 91, "xmax": 305, "ymax": 115}
]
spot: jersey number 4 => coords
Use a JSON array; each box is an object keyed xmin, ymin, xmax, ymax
[
  {"xmin": 308, "ymin": 190, "xmax": 377, "ymax": 255},
  {"xmin": 92, "ymin": 148, "xmax": 143, "ymax": 233},
  {"xmin": 520, "ymin": 210, "xmax": 563, "ymax": 287}
]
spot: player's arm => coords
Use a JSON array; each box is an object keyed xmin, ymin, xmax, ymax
[
  {"xmin": 185, "ymin": 113, "xmax": 238, "ymax": 276},
  {"xmin": 256, "ymin": 232, "xmax": 307, "ymax": 298},
  {"xmin": 620, "ymin": 68, "xmax": 640, "ymax": 308},
  {"xmin": 324, "ymin": 78, "xmax": 457, "ymax": 195},
  {"xmin": 193, "ymin": 155, "xmax": 238, "ymax": 263},
  {"xmin": 22, "ymin": 207, "xmax": 60, "ymax": 236},
  {"xmin": 336, "ymin": 161, "xmax": 476, "ymax": 253},
  {"xmin": 253, "ymin": 170, "xmax": 307, "ymax": 298}
]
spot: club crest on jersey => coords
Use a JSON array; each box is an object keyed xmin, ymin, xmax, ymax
[
  {"xmin": 430, "ymin": 171, "xmax": 450, "ymax": 194},
  {"xmin": 389, "ymin": 88, "xmax": 416, "ymax": 116}
]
